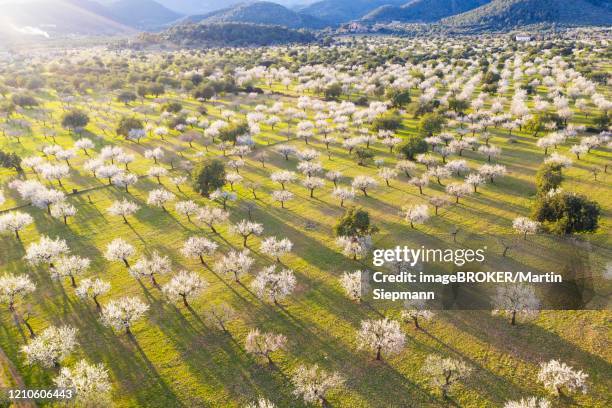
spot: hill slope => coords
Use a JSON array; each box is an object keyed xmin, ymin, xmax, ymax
[
  {"xmin": 442, "ymin": 0, "xmax": 612, "ymax": 29},
  {"xmin": 299, "ymin": 0, "xmax": 406, "ymax": 24},
  {"xmin": 183, "ymin": 1, "xmax": 327, "ymax": 29},
  {"xmin": 362, "ymin": 0, "xmax": 491, "ymax": 23},
  {"xmin": 158, "ymin": 22, "xmax": 316, "ymax": 47},
  {"xmin": 105, "ymin": 0, "xmax": 182, "ymax": 29}
]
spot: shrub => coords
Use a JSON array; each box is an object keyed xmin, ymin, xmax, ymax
[
  {"xmin": 192, "ymin": 159, "xmax": 226, "ymax": 198},
  {"xmin": 532, "ymin": 192, "xmax": 600, "ymax": 235},
  {"xmin": 535, "ymin": 163, "xmax": 563, "ymax": 195},
  {"xmin": 334, "ymin": 207, "xmax": 377, "ymax": 237},
  {"xmin": 116, "ymin": 117, "xmax": 144, "ymax": 138},
  {"xmin": 399, "ymin": 135, "xmax": 428, "ymax": 160}
]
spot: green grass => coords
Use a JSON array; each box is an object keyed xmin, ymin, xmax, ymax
[{"xmin": 0, "ymin": 75, "xmax": 610, "ymax": 408}]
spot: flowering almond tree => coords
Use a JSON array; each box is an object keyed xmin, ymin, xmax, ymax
[
  {"xmin": 75, "ymin": 278, "xmax": 111, "ymax": 309},
  {"xmin": 244, "ymin": 328, "xmax": 286, "ymax": 365},
  {"xmin": 54, "ymin": 360, "xmax": 112, "ymax": 407},
  {"xmin": 181, "ymin": 236, "xmax": 218, "ymax": 265},
  {"xmin": 251, "ymin": 266, "xmax": 296, "ymax": 305},
  {"xmin": 0, "ymin": 211, "xmax": 33, "ymax": 239},
  {"xmin": 260, "ymin": 236, "xmax": 293, "ymax": 263},
  {"xmin": 129, "ymin": 252, "xmax": 172, "ymax": 287},
  {"xmin": 21, "ymin": 325, "xmax": 78, "ymax": 368},
  {"xmin": 214, "ymin": 249, "xmax": 254, "ymax": 283},
  {"xmin": 0, "ymin": 273, "xmax": 35, "ymax": 312},
  {"xmin": 422, "ymin": 354, "xmax": 473, "ymax": 398},
  {"xmin": 537, "ymin": 360, "xmax": 588, "ymax": 397},
  {"xmin": 162, "ymin": 270, "xmax": 208, "ymax": 308},
  {"xmin": 357, "ymin": 318, "xmax": 405, "ymax": 361},
  {"xmin": 104, "ymin": 238, "xmax": 135, "ymax": 268},
  {"xmin": 291, "ymin": 364, "xmax": 344, "ymax": 407},
  {"xmin": 101, "ymin": 296, "xmax": 149, "ymax": 336}
]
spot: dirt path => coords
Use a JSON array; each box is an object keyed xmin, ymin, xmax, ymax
[{"xmin": 0, "ymin": 346, "xmax": 36, "ymax": 408}]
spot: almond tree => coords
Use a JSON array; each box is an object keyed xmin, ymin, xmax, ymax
[
  {"xmin": 51, "ymin": 255, "xmax": 90, "ymax": 287},
  {"xmin": 340, "ymin": 271, "xmax": 364, "ymax": 302},
  {"xmin": 465, "ymin": 173, "xmax": 486, "ymax": 193},
  {"xmin": 0, "ymin": 273, "xmax": 35, "ymax": 312},
  {"xmin": 205, "ymin": 303, "xmax": 236, "ymax": 332},
  {"xmin": 422, "ymin": 354, "xmax": 472, "ymax": 398},
  {"xmin": 50, "ymin": 201, "xmax": 77, "ymax": 225},
  {"xmin": 351, "ymin": 175, "xmax": 377, "ymax": 197},
  {"xmin": 378, "ymin": 167, "xmax": 398, "ymax": 187},
  {"xmin": 232, "ymin": 219, "xmax": 264, "ymax": 247},
  {"xmin": 147, "ymin": 188, "xmax": 175, "ymax": 212},
  {"xmin": 428, "ymin": 166, "xmax": 451, "ymax": 185},
  {"xmin": 270, "ymin": 170, "xmax": 296, "ymax": 190},
  {"xmin": 214, "ymin": 249, "xmax": 254, "ymax": 283},
  {"xmin": 478, "ymin": 164, "xmax": 507, "ymax": 183},
  {"xmin": 245, "ymin": 398, "xmax": 277, "ymax": 408},
  {"xmin": 331, "ymin": 187, "xmax": 354, "ymax": 207},
  {"xmin": 175, "ymin": 200, "xmax": 200, "ymax": 222},
  {"xmin": 111, "ymin": 172, "xmax": 138, "ymax": 192},
  {"xmin": 325, "ymin": 170, "xmax": 343, "ymax": 187},
  {"xmin": 492, "ymin": 283, "xmax": 540, "ymax": 325},
  {"xmin": 272, "ymin": 190, "xmax": 294, "ymax": 208},
  {"xmin": 251, "ymin": 266, "xmax": 296, "ymax": 305},
  {"xmin": 104, "ymin": 238, "xmax": 135, "ymax": 268},
  {"xmin": 245, "ymin": 328, "xmax": 286, "ymax": 366},
  {"xmin": 302, "ymin": 177, "xmax": 325, "ymax": 198},
  {"xmin": 428, "ymin": 196, "xmax": 451, "ymax": 215},
  {"xmin": 503, "ymin": 397, "xmax": 551, "ymax": 408},
  {"xmin": 395, "ymin": 160, "xmax": 416, "ymax": 178},
  {"xmin": 107, "ymin": 199, "xmax": 140, "ymax": 223},
  {"xmin": 512, "ymin": 217, "xmax": 540, "ymax": 240},
  {"xmin": 260, "ymin": 236, "xmax": 293, "ymax": 263},
  {"xmin": 291, "ymin": 364, "xmax": 344, "ymax": 407},
  {"xmin": 130, "ymin": 252, "xmax": 172, "ymax": 287},
  {"xmin": 0, "ymin": 211, "xmax": 33, "ymax": 239},
  {"xmin": 446, "ymin": 183, "xmax": 472, "ymax": 203},
  {"xmin": 24, "ymin": 235, "xmax": 70, "ymax": 268},
  {"xmin": 75, "ymin": 278, "xmax": 111, "ymax": 309},
  {"xmin": 537, "ymin": 360, "xmax": 588, "ymax": 397},
  {"xmin": 181, "ymin": 236, "xmax": 218, "ymax": 265},
  {"xmin": 210, "ymin": 189, "xmax": 237, "ymax": 210},
  {"xmin": 196, "ymin": 205, "xmax": 229, "ymax": 233},
  {"xmin": 401, "ymin": 299, "xmax": 435, "ymax": 329},
  {"xmin": 336, "ymin": 235, "xmax": 372, "ymax": 260},
  {"xmin": 357, "ymin": 318, "xmax": 405, "ymax": 361},
  {"xmin": 21, "ymin": 325, "xmax": 78, "ymax": 368},
  {"xmin": 54, "ymin": 360, "xmax": 112, "ymax": 407},
  {"xmin": 162, "ymin": 270, "xmax": 208, "ymax": 307},
  {"xmin": 101, "ymin": 296, "xmax": 149, "ymax": 336},
  {"xmin": 409, "ymin": 175, "xmax": 429, "ymax": 194},
  {"xmin": 403, "ymin": 204, "xmax": 430, "ymax": 228}
]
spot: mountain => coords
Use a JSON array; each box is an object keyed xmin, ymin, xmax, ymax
[
  {"xmin": 0, "ymin": 0, "xmax": 136, "ymax": 37},
  {"xmin": 0, "ymin": 0, "xmax": 181, "ymax": 38},
  {"xmin": 183, "ymin": 1, "xmax": 327, "ymax": 29},
  {"xmin": 152, "ymin": 0, "xmax": 315, "ymax": 14},
  {"xmin": 298, "ymin": 0, "xmax": 407, "ymax": 24},
  {"xmin": 362, "ymin": 0, "xmax": 491, "ymax": 23},
  {"xmin": 104, "ymin": 0, "xmax": 182, "ymax": 29},
  {"xmin": 156, "ymin": 22, "xmax": 316, "ymax": 47},
  {"xmin": 442, "ymin": 0, "xmax": 612, "ymax": 29}
]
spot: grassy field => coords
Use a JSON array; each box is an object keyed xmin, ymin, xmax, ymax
[{"xmin": 0, "ymin": 50, "xmax": 611, "ymax": 407}]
